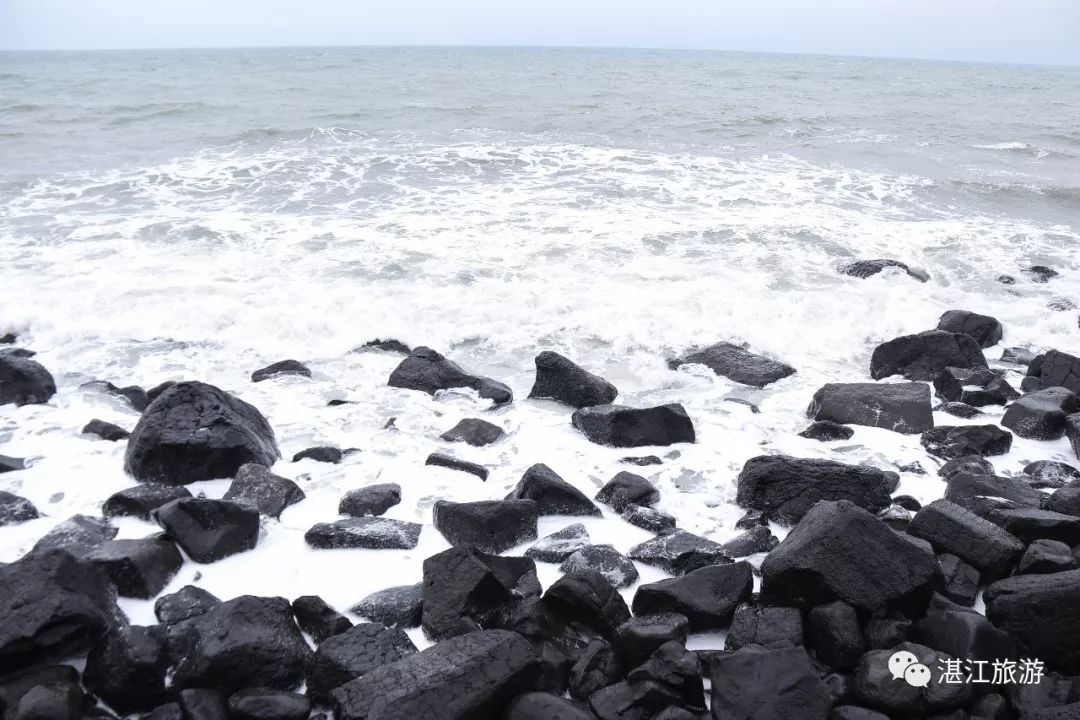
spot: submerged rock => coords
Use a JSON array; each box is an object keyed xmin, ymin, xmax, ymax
[
  {"xmin": 799, "ymin": 420, "xmax": 854, "ymax": 441},
  {"xmin": 360, "ymin": 338, "xmax": 411, "ymax": 354},
  {"xmin": 292, "ymin": 446, "xmax": 345, "ymax": 464},
  {"xmin": 388, "ymin": 346, "xmax": 512, "ymax": 405},
  {"xmin": 0, "ymin": 491, "xmax": 39, "ymax": 526},
  {"xmin": 572, "ymin": 403, "xmax": 695, "ymax": 447},
  {"xmin": 841, "ymin": 259, "xmax": 928, "ymax": 282},
  {"xmin": 528, "ymin": 350, "xmax": 618, "ymax": 408},
  {"xmin": 339, "ymin": 483, "xmax": 401, "ymax": 517},
  {"xmin": 668, "ymin": 341, "xmax": 795, "ymax": 387},
  {"xmin": 426, "ymin": 452, "xmax": 488, "ymax": 480},
  {"xmin": 439, "ymin": 417, "xmax": 505, "ymax": 446},
  {"xmin": 251, "ymin": 359, "xmax": 311, "ymax": 383},
  {"xmin": 871, "ymin": 330, "xmax": 987, "ymax": 381},
  {"xmin": 0, "ymin": 353, "xmax": 56, "ymax": 406},
  {"xmin": 936, "ymin": 310, "xmax": 1003, "ymax": 348},
  {"xmin": 1002, "ymin": 387, "xmax": 1080, "ymax": 440},
  {"xmin": 921, "ymin": 425, "xmax": 1012, "ymax": 459},
  {"xmin": 808, "ymin": 382, "xmax": 933, "ymax": 434},
  {"xmin": 82, "ymin": 419, "xmax": 131, "ymax": 442}
]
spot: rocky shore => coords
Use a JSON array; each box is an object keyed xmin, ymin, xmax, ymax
[{"xmin": 2, "ymin": 262, "xmax": 1080, "ymax": 719}]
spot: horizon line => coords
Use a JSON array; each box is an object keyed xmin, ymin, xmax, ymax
[{"xmin": 0, "ymin": 42, "xmax": 1077, "ymax": 69}]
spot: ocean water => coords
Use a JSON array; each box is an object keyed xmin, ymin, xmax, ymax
[{"xmin": 1, "ymin": 47, "xmax": 1079, "ymax": 634}]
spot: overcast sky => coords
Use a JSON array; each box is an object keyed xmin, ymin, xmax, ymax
[{"xmin": 1, "ymin": 0, "xmax": 1078, "ymax": 65}]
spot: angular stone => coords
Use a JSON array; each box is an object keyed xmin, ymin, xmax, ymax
[
  {"xmin": 569, "ymin": 638, "xmax": 624, "ymax": 700},
  {"xmin": 1016, "ymin": 539, "xmax": 1076, "ymax": 575},
  {"xmin": 1025, "ymin": 349, "xmax": 1080, "ymax": 395},
  {"xmin": 426, "ymin": 452, "xmax": 488, "ymax": 480},
  {"xmin": 936, "ymin": 310, "xmax": 1003, "ymax": 348},
  {"xmin": 721, "ymin": 525, "xmax": 779, "ymax": 557},
  {"xmin": 808, "ymin": 382, "xmax": 933, "ymax": 434},
  {"xmin": 871, "ymin": 330, "xmax": 987, "ymax": 382},
  {"xmin": 799, "ymin": 420, "xmax": 854, "ymax": 441},
  {"xmin": 291, "ymin": 595, "xmax": 352, "ymax": 644},
  {"xmin": 944, "ymin": 471, "xmax": 1043, "ymax": 516},
  {"xmin": 154, "ymin": 585, "xmax": 220, "ymax": 625},
  {"xmin": 938, "ymin": 553, "xmax": 979, "ymax": 607},
  {"xmin": 84, "ymin": 625, "xmax": 169, "ymax": 714},
  {"xmin": 339, "ymin": 483, "xmax": 401, "ymax": 517},
  {"xmin": 807, "ymin": 601, "xmax": 865, "ymax": 670},
  {"xmin": 841, "ymin": 259, "xmax": 928, "ymax": 282},
  {"xmin": 507, "ymin": 464, "xmax": 600, "ymax": 516},
  {"xmin": 306, "ymin": 623, "xmax": 417, "ymax": 700},
  {"xmin": 0, "ymin": 353, "xmax": 56, "ymax": 406},
  {"xmin": 525, "ymin": 524, "xmax": 591, "ymax": 563},
  {"xmin": 595, "ymin": 471, "xmax": 659, "ymax": 512},
  {"xmin": 30, "ymin": 514, "xmax": 117, "ymax": 556},
  {"xmin": 908, "ymin": 500, "xmax": 1024, "ymax": 578},
  {"xmin": 727, "ymin": 603, "xmax": 804, "ymax": 651},
  {"xmin": 853, "ymin": 642, "xmax": 970, "ymax": 715},
  {"xmin": 559, "ymin": 546, "xmax": 639, "ymax": 589},
  {"xmin": 710, "ymin": 646, "xmax": 832, "ymax": 720},
  {"xmin": 620, "ymin": 504, "xmax": 676, "ymax": 535},
  {"xmin": 82, "ymin": 419, "xmax": 131, "ymax": 442},
  {"xmin": 571, "ymin": 404, "xmax": 695, "ymax": 448},
  {"xmin": 227, "ymin": 689, "xmax": 311, "ymax": 720},
  {"xmin": 986, "ymin": 508, "xmax": 1080, "ymax": 545},
  {"xmin": 432, "ymin": 499, "xmax": 538, "ymax": 553},
  {"xmin": 628, "ymin": 531, "xmax": 731, "ymax": 575},
  {"xmin": 544, "ymin": 569, "xmax": 631, "ymax": 641},
  {"xmin": 388, "ymin": 346, "xmax": 512, "ymax": 405},
  {"xmin": 440, "ymin": 418, "xmax": 505, "ymax": 446},
  {"xmin": 305, "ymin": 517, "xmax": 422, "ymax": 550},
  {"xmin": 223, "ymin": 463, "xmax": 305, "ymax": 518},
  {"xmin": 613, "ymin": 613, "xmax": 689, "ymax": 669},
  {"xmin": 103, "ymin": 484, "xmax": 191, "ymax": 520},
  {"xmin": 668, "ymin": 341, "xmax": 796, "ymax": 388},
  {"xmin": 921, "ymin": 425, "xmax": 1012, "ymax": 459},
  {"xmin": 251, "ymin": 359, "xmax": 310, "ymax": 383},
  {"xmin": 292, "ymin": 446, "xmax": 344, "ymax": 463},
  {"xmin": 1003, "ymin": 387, "xmax": 1080, "ymax": 440},
  {"xmin": 155, "ymin": 498, "xmax": 259, "ymax": 563},
  {"xmin": 632, "ymin": 562, "xmax": 752, "ymax": 632},
  {"xmin": 0, "ymin": 491, "xmax": 39, "ymax": 526},
  {"xmin": 351, "ymin": 584, "xmax": 423, "ymax": 629},
  {"xmin": 1026, "ymin": 460, "xmax": 1080, "ymax": 488},
  {"xmin": 528, "ymin": 351, "xmax": 618, "ymax": 408},
  {"xmin": 84, "ymin": 535, "xmax": 184, "ymax": 599}
]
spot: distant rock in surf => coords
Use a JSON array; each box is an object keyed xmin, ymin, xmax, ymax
[
  {"xmin": 81, "ymin": 419, "xmax": 131, "ymax": 442},
  {"xmin": 439, "ymin": 417, "xmax": 504, "ymax": 446},
  {"xmin": 1025, "ymin": 265, "xmax": 1059, "ymax": 283},
  {"xmin": 572, "ymin": 403, "xmax": 696, "ymax": 448},
  {"xmin": 250, "ymin": 359, "xmax": 311, "ymax": 382},
  {"xmin": 82, "ymin": 380, "xmax": 150, "ymax": 411},
  {"xmin": 1024, "ymin": 349, "xmax": 1080, "ymax": 395},
  {"xmin": 0, "ymin": 353, "xmax": 56, "ymax": 406},
  {"xmin": 528, "ymin": 350, "xmax": 618, "ymax": 408},
  {"xmin": 387, "ymin": 346, "xmax": 512, "ymax": 406},
  {"xmin": 358, "ymin": 338, "xmax": 411, "ymax": 354},
  {"xmin": 840, "ymin": 259, "xmax": 928, "ymax": 282},
  {"xmin": 668, "ymin": 342, "xmax": 795, "ymax": 388},
  {"xmin": 936, "ymin": 310, "xmax": 1003, "ymax": 348},
  {"xmin": 0, "ymin": 332, "xmax": 15, "ymax": 344},
  {"xmin": 870, "ymin": 330, "xmax": 987, "ymax": 381}
]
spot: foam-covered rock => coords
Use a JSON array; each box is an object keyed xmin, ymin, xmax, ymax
[
  {"xmin": 103, "ymin": 484, "xmax": 191, "ymax": 520},
  {"xmin": 921, "ymin": 424, "xmax": 1012, "ymax": 459},
  {"xmin": 223, "ymin": 463, "xmax": 305, "ymax": 518},
  {"xmin": 388, "ymin": 346, "xmax": 512, "ymax": 405},
  {"xmin": 668, "ymin": 341, "xmax": 796, "ymax": 387},
  {"xmin": 628, "ymin": 531, "xmax": 731, "ymax": 575},
  {"xmin": 528, "ymin": 351, "xmax": 618, "ymax": 408},
  {"xmin": 440, "ymin": 417, "xmax": 505, "ymax": 446},
  {"xmin": 305, "ymin": 517, "xmax": 422, "ymax": 550},
  {"xmin": 936, "ymin": 310, "xmax": 1003, "ymax": 348},
  {"xmin": 251, "ymin": 359, "xmax": 310, "ymax": 382},
  {"xmin": 0, "ymin": 353, "xmax": 56, "ymax": 406},
  {"xmin": 841, "ymin": 259, "xmax": 928, "ymax": 282}
]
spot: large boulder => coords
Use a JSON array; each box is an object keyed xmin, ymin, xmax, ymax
[
  {"xmin": 0, "ymin": 550, "xmax": 123, "ymax": 674},
  {"xmin": 432, "ymin": 500, "xmax": 538, "ymax": 553},
  {"xmin": 936, "ymin": 310, "xmax": 1003, "ymax": 348},
  {"xmin": 305, "ymin": 517, "xmax": 422, "ymax": 550},
  {"xmin": 568, "ymin": 638, "xmax": 624, "ymax": 700},
  {"xmin": 571, "ymin": 404, "xmax": 695, "ymax": 448},
  {"xmin": 628, "ymin": 531, "xmax": 731, "ymax": 575},
  {"xmin": 870, "ymin": 330, "xmax": 987, "ymax": 381},
  {"xmin": 227, "ymin": 689, "xmax": 310, "ymax": 720},
  {"xmin": 351, "ymin": 584, "xmax": 424, "ymax": 629},
  {"xmin": 632, "ymin": 563, "xmax": 753, "ymax": 632},
  {"xmin": 807, "ymin": 601, "xmax": 865, "ymax": 670},
  {"xmin": 528, "ymin": 351, "xmax": 618, "ymax": 408},
  {"xmin": 907, "ymin": 500, "xmax": 1024, "ymax": 578},
  {"xmin": 736, "ymin": 455, "xmax": 893, "ymax": 525},
  {"xmin": 387, "ymin": 346, "xmax": 512, "ymax": 405},
  {"xmin": 506, "ymin": 464, "xmax": 600, "ymax": 516},
  {"xmin": 154, "ymin": 585, "xmax": 221, "ymax": 625},
  {"xmin": 668, "ymin": 341, "xmax": 795, "ymax": 388},
  {"xmin": 709, "ymin": 646, "xmax": 832, "ymax": 720},
  {"xmin": 944, "ymin": 471, "xmax": 1042, "ymax": 516},
  {"xmin": 329, "ymin": 629, "xmax": 542, "ymax": 720},
  {"xmin": 1002, "ymin": 387, "xmax": 1080, "ymax": 440},
  {"xmin": 984, "ymin": 568, "xmax": 1080, "ymax": 672},
  {"xmin": 440, "ymin": 418, "xmax": 505, "ymax": 447},
  {"xmin": 841, "ymin": 259, "xmax": 928, "ymax": 282},
  {"xmin": 504, "ymin": 692, "xmax": 596, "ymax": 720},
  {"xmin": 920, "ymin": 424, "xmax": 1012, "ymax": 459},
  {"xmin": 726, "ymin": 603, "xmax": 804, "ymax": 651},
  {"xmin": 807, "ymin": 382, "xmax": 933, "ymax": 434},
  {"xmin": 761, "ymin": 500, "xmax": 941, "ymax": 613},
  {"xmin": 223, "ymin": 463, "xmax": 305, "ymax": 518},
  {"xmin": 83, "ymin": 625, "xmax": 170, "ymax": 715},
  {"xmin": 84, "ymin": 536, "xmax": 184, "ymax": 599},
  {"xmin": 986, "ymin": 507, "xmax": 1080, "ymax": 545},
  {"xmin": 155, "ymin": 497, "xmax": 260, "ymax": 563},
  {"xmin": 543, "ymin": 569, "xmax": 631, "ymax": 641},
  {"xmin": 166, "ymin": 595, "xmax": 312, "ymax": 693},
  {"xmin": 125, "ymin": 381, "xmax": 280, "ymax": 485},
  {"xmin": 0, "ymin": 353, "xmax": 56, "ymax": 406},
  {"xmin": 306, "ymin": 623, "xmax": 418, "ymax": 701},
  {"xmin": 1025, "ymin": 349, "xmax": 1080, "ymax": 395}
]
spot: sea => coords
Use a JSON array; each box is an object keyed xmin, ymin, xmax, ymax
[{"xmin": 1, "ymin": 47, "xmax": 1078, "ymax": 635}]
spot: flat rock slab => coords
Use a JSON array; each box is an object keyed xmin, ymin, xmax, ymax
[
  {"xmin": 305, "ymin": 517, "xmax": 422, "ymax": 550},
  {"xmin": 627, "ymin": 531, "xmax": 731, "ymax": 575},
  {"xmin": 907, "ymin": 499, "xmax": 1024, "ymax": 578},
  {"xmin": 668, "ymin": 341, "xmax": 795, "ymax": 388},
  {"xmin": 808, "ymin": 382, "xmax": 933, "ymax": 434},
  {"xmin": 432, "ymin": 499, "xmax": 538, "ymax": 554},
  {"xmin": 572, "ymin": 403, "xmax": 695, "ymax": 448}
]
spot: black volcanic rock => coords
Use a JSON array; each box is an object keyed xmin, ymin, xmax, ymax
[
  {"xmin": 572, "ymin": 403, "xmax": 695, "ymax": 447},
  {"xmin": 291, "ymin": 595, "xmax": 352, "ymax": 644},
  {"xmin": 103, "ymin": 484, "xmax": 191, "ymax": 520},
  {"xmin": 841, "ymin": 259, "xmax": 928, "ymax": 282},
  {"xmin": 30, "ymin": 514, "xmax": 117, "ymax": 556},
  {"xmin": 351, "ymin": 583, "xmax": 423, "ymax": 629},
  {"xmin": 440, "ymin": 417, "xmax": 505, "ymax": 446},
  {"xmin": 1002, "ymin": 387, "xmax": 1080, "ymax": 440},
  {"xmin": 668, "ymin": 341, "xmax": 795, "ymax": 387},
  {"xmin": 305, "ymin": 517, "xmax": 422, "ymax": 550},
  {"xmin": 0, "ymin": 353, "xmax": 55, "ymax": 406},
  {"xmin": 433, "ymin": 499, "xmax": 538, "ymax": 553},
  {"xmin": 907, "ymin": 499, "xmax": 1024, "ymax": 578},
  {"xmin": 621, "ymin": 504, "xmax": 676, "ymax": 535},
  {"xmin": 627, "ymin": 531, "xmax": 731, "ymax": 575},
  {"xmin": 82, "ymin": 419, "xmax": 131, "ymax": 441},
  {"xmin": 154, "ymin": 585, "xmax": 221, "ymax": 625},
  {"xmin": 83, "ymin": 625, "xmax": 170, "ymax": 715},
  {"xmin": 339, "ymin": 483, "xmax": 401, "ymax": 517},
  {"xmin": 936, "ymin": 310, "xmax": 1003, "ymax": 348},
  {"xmin": 388, "ymin": 346, "xmax": 512, "ymax": 405},
  {"xmin": 292, "ymin": 446, "xmax": 345, "ymax": 463},
  {"xmin": 710, "ymin": 646, "xmax": 832, "ymax": 720},
  {"xmin": 559, "ymin": 546, "xmax": 639, "ymax": 589},
  {"xmin": 870, "ymin": 330, "xmax": 987, "ymax": 381},
  {"xmin": 154, "ymin": 497, "xmax": 260, "ymax": 563},
  {"xmin": 1025, "ymin": 349, "xmax": 1080, "ymax": 395},
  {"xmin": 808, "ymin": 382, "xmax": 933, "ymax": 434},
  {"xmin": 84, "ymin": 535, "xmax": 184, "ymax": 599},
  {"xmin": 595, "ymin": 471, "xmax": 659, "ymax": 512},
  {"xmin": 726, "ymin": 603, "xmax": 804, "ymax": 651},
  {"xmin": 632, "ymin": 562, "xmax": 752, "ymax": 631},
  {"xmin": 507, "ymin": 464, "xmax": 600, "ymax": 516},
  {"xmin": 525, "ymin": 524, "xmax": 592, "ymax": 563},
  {"xmin": 426, "ymin": 452, "xmax": 488, "ymax": 480},
  {"xmin": 543, "ymin": 569, "xmax": 631, "ymax": 641},
  {"xmin": 0, "ymin": 490, "xmax": 39, "ymax": 526},
  {"xmin": 921, "ymin": 424, "xmax": 1012, "ymax": 459},
  {"xmin": 125, "ymin": 381, "xmax": 279, "ymax": 485},
  {"xmin": 306, "ymin": 622, "xmax": 417, "ymax": 701},
  {"xmin": 223, "ymin": 463, "xmax": 305, "ymax": 518},
  {"xmin": 799, "ymin": 420, "xmax": 854, "ymax": 441},
  {"xmin": 227, "ymin": 689, "xmax": 311, "ymax": 720},
  {"xmin": 984, "ymin": 568, "xmax": 1080, "ymax": 673},
  {"xmin": 251, "ymin": 359, "xmax": 310, "ymax": 382},
  {"xmin": 528, "ymin": 351, "xmax": 618, "ymax": 408}
]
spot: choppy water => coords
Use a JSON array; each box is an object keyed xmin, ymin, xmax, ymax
[{"xmin": 1, "ymin": 47, "xmax": 1079, "ymax": 627}]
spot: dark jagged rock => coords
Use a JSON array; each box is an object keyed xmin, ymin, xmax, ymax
[
  {"xmin": 426, "ymin": 452, "xmax": 488, "ymax": 480},
  {"xmin": 918, "ymin": 609, "xmax": 1018, "ymax": 672},
  {"xmin": 908, "ymin": 499, "xmax": 1024, "ymax": 578},
  {"xmin": 0, "ymin": 332, "xmax": 14, "ymax": 343},
  {"xmin": 361, "ymin": 338, "xmax": 411, "ymax": 354},
  {"xmin": 668, "ymin": 341, "xmax": 796, "ymax": 388},
  {"xmin": 154, "ymin": 585, "xmax": 221, "ymax": 625},
  {"xmin": 727, "ymin": 603, "xmax": 804, "ymax": 650},
  {"xmin": 1003, "ymin": 387, "xmax": 1080, "ymax": 440},
  {"xmin": 807, "ymin": 601, "xmax": 865, "ymax": 670},
  {"xmin": 177, "ymin": 689, "xmax": 229, "ymax": 720},
  {"xmin": 223, "ymin": 463, "xmax": 305, "ymax": 518},
  {"xmin": 421, "ymin": 546, "xmax": 539, "ymax": 640},
  {"xmin": 621, "ymin": 504, "xmax": 676, "ymax": 535},
  {"xmin": 595, "ymin": 471, "xmax": 659, "ymax": 512},
  {"xmin": 865, "ymin": 618, "xmax": 913, "ymax": 649},
  {"xmin": 306, "ymin": 622, "xmax": 417, "ymax": 700},
  {"xmin": 0, "ymin": 491, "xmax": 39, "ymax": 526},
  {"xmin": 1017, "ymin": 539, "xmax": 1076, "ymax": 574},
  {"xmin": 83, "ymin": 380, "xmax": 150, "ymax": 411},
  {"xmin": 525, "ymin": 524, "xmax": 591, "ymax": 563},
  {"xmin": 934, "ymin": 401, "xmax": 983, "ymax": 418},
  {"xmin": 613, "ymin": 614, "xmax": 689, "ymax": 669},
  {"xmin": 0, "ymin": 353, "xmax": 56, "ymax": 406},
  {"xmin": 0, "ymin": 549, "xmax": 122, "ymax": 674},
  {"xmin": 571, "ymin": 403, "xmax": 695, "ymax": 448},
  {"xmin": 125, "ymin": 381, "xmax": 279, "ymax": 485},
  {"xmin": 736, "ymin": 455, "xmax": 892, "ymax": 525},
  {"xmin": 227, "ymin": 689, "xmax": 311, "ymax": 720},
  {"xmin": 626, "ymin": 640, "xmax": 705, "ymax": 711},
  {"xmin": 143, "ymin": 701, "xmax": 183, "ymax": 720},
  {"xmin": 878, "ymin": 504, "xmax": 912, "ymax": 531},
  {"xmin": 1027, "ymin": 265, "xmax": 1060, "ymax": 283},
  {"xmin": 761, "ymin": 500, "xmax": 941, "ymax": 612},
  {"xmin": 1002, "ymin": 346, "xmax": 1039, "ymax": 365},
  {"xmin": 921, "ymin": 424, "xmax": 1012, "ymax": 459},
  {"xmin": 711, "ymin": 645, "xmax": 832, "ymax": 720},
  {"xmin": 507, "ymin": 464, "xmax": 600, "ymax": 516},
  {"xmin": 30, "ymin": 514, "xmax": 117, "ymax": 555},
  {"xmin": 433, "ymin": 499, "xmax": 537, "ymax": 553},
  {"xmin": 0, "ymin": 666, "xmax": 80, "ymax": 717},
  {"xmin": 632, "ymin": 562, "xmax": 752, "ymax": 631},
  {"xmin": 627, "ymin": 531, "xmax": 731, "ymax": 575},
  {"xmin": 339, "ymin": 483, "xmax": 401, "ymax": 517},
  {"xmin": 440, "ymin": 417, "xmax": 505, "ymax": 446},
  {"xmin": 944, "ymin": 470, "xmax": 1043, "ymax": 516},
  {"xmin": 84, "ymin": 625, "xmax": 169, "ymax": 714},
  {"xmin": 853, "ymin": 642, "xmax": 970, "ymax": 716},
  {"xmin": 871, "ymin": 330, "xmax": 987, "ymax": 382},
  {"xmin": 351, "ymin": 583, "xmax": 423, "ymax": 628},
  {"xmin": 166, "ymin": 595, "xmax": 312, "ymax": 693},
  {"xmin": 938, "ymin": 553, "xmax": 979, "ymax": 606},
  {"xmin": 544, "ymin": 569, "xmax": 631, "ymax": 641},
  {"xmin": 893, "ymin": 494, "xmax": 921, "ymax": 511},
  {"xmin": 620, "ymin": 455, "xmax": 662, "ymax": 466},
  {"xmin": 328, "ymin": 629, "xmax": 541, "ymax": 720},
  {"xmin": 937, "ymin": 310, "xmax": 1003, "ymax": 348},
  {"xmin": 528, "ymin": 351, "xmax": 618, "ymax": 408},
  {"xmin": 808, "ymin": 382, "xmax": 933, "ymax": 434},
  {"xmin": 305, "ymin": 517, "xmax": 422, "ymax": 550},
  {"xmin": 1026, "ymin": 349, "xmax": 1080, "ymax": 395},
  {"xmin": 155, "ymin": 497, "xmax": 259, "ymax": 563},
  {"xmin": 251, "ymin": 359, "xmax": 311, "ymax": 383},
  {"xmin": 9, "ymin": 681, "xmax": 83, "ymax": 720},
  {"xmin": 292, "ymin": 446, "xmax": 344, "ymax": 463},
  {"xmin": 82, "ymin": 419, "xmax": 131, "ymax": 441},
  {"xmin": 841, "ymin": 258, "xmax": 928, "ymax": 282},
  {"xmin": 588, "ymin": 679, "xmax": 685, "ymax": 720},
  {"xmin": 1026, "ymin": 460, "xmax": 1080, "ymax": 488},
  {"xmin": 103, "ymin": 483, "xmax": 191, "ymax": 520},
  {"xmin": 1049, "ymin": 479, "xmax": 1080, "ymax": 516},
  {"xmin": 986, "ymin": 507, "xmax": 1080, "ymax": 545},
  {"xmin": 387, "ymin": 346, "xmax": 512, "ymax": 405},
  {"xmin": 504, "ymin": 692, "xmax": 595, "ymax": 720},
  {"xmin": 560, "ymin": 546, "xmax": 639, "ymax": 589},
  {"xmin": 291, "ymin": 595, "xmax": 352, "ymax": 643},
  {"xmin": 722, "ymin": 525, "xmax": 778, "ymax": 557},
  {"xmin": 0, "ymin": 453, "xmax": 25, "ymax": 474},
  {"xmin": 569, "ymin": 638, "xmax": 624, "ymax": 700},
  {"xmin": 799, "ymin": 420, "xmax": 855, "ymax": 441},
  {"xmin": 84, "ymin": 535, "xmax": 183, "ymax": 599},
  {"xmin": 939, "ymin": 454, "xmax": 994, "ymax": 479}
]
